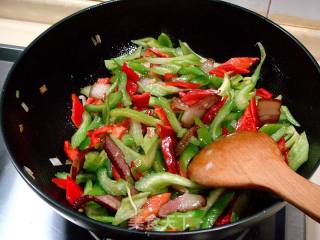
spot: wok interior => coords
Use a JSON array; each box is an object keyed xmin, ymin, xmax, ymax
[{"xmin": 2, "ymin": 0, "xmax": 320, "ymax": 235}]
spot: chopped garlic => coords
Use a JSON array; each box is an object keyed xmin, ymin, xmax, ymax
[
  {"xmin": 78, "ymin": 95, "xmax": 87, "ymax": 106},
  {"xmin": 24, "ymin": 166, "xmax": 35, "ymax": 180},
  {"xmin": 91, "ymin": 34, "xmax": 102, "ymax": 46},
  {"xmin": 95, "ymin": 34, "xmax": 102, "ymax": 44},
  {"xmin": 65, "ymin": 159, "xmax": 72, "ymax": 165},
  {"xmin": 21, "ymin": 102, "xmax": 29, "ymax": 112},
  {"xmin": 49, "ymin": 157, "xmax": 63, "ymax": 166},
  {"xmin": 19, "ymin": 124, "xmax": 24, "ymax": 133},
  {"xmin": 91, "ymin": 37, "xmax": 97, "ymax": 46},
  {"xmin": 39, "ymin": 84, "xmax": 48, "ymax": 94}
]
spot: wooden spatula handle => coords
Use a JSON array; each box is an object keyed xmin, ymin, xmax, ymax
[{"xmin": 264, "ymin": 165, "xmax": 320, "ymax": 222}]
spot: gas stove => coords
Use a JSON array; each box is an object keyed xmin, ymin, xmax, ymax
[{"xmin": 0, "ymin": 44, "xmax": 306, "ymax": 240}]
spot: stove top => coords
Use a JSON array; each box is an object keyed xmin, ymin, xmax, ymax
[{"xmin": 0, "ymin": 44, "xmax": 306, "ymax": 240}]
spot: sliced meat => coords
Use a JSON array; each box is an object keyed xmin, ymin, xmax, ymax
[
  {"xmin": 257, "ymin": 99, "xmax": 281, "ymax": 125},
  {"xmin": 74, "ymin": 194, "xmax": 120, "ymax": 211},
  {"xmin": 181, "ymin": 95, "xmax": 220, "ymax": 128},
  {"xmin": 158, "ymin": 193, "xmax": 206, "ymax": 217},
  {"xmin": 104, "ymin": 136, "xmax": 132, "ymax": 182},
  {"xmin": 171, "ymin": 97, "xmax": 189, "ymax": 112},
  {"xmin": 175, "ymin": 125, "xmax": 199, "ymax": 157}
]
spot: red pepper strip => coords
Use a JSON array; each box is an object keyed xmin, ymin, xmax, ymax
[
  {"xmin": 130, "ymin": 161, "xmax": 144, "ymax": 181},
  {"xmin": 236, "ymin": 96, "xmax": 258, "ymax": 132},
  {"xmin": 225, "ymin": 57, "xmax": 259, "ymax": 70},
  {"xmin": 122, "ymin": 63, "xmax": 140, "ymax": 82},
  {"xmin": 209, "ymin": 64, "xmax": 249, "ymax": 77},
  {"xmin": 154, "ymin": 105, "xmax": 171, "ymax": 126},
  {"xmin": 156, "ymin": 122, "xmax": 178, "ymax": 174},
  {"xmin": 126, "ymin": 78, "xmax": 138, "ymax": 96},
  {"xmin": 131, "ymin": 92, "xmax": 151, "ymax": 110},
  {"xmin": 163, "ymin": 73, "xmax": 177, "ymax": 81},
  {"xmin": 201, "ymin": 97, "xmax": 226, "ymax": 124},
  {"xmin": 222, "ymin": 126, "xmax": 229, "ymax": 136},
  {"xmin": 156, "ymin": 124, "xmax": 176, "ymax": 139},
  {"xmin": 179, "ymin": 89, "xmax": 217, "ymax": 106},
  {"xmin": 177, "ymin": 161, "xmax": 187, "ymax": 178},
  {"xmin": 130, "ymin": 193, "xmax": 171, "ymax": 225},
  {"xmin": 215, "ymin": 211, "xmax": 232, "ymax": 226},
  {"xmin": 64, "ymin": 140, "xmax": 80, "ymax": 162},
  {"xmin": 256, "ymin": 88, "xmax": 273, "ymax": 99},
  {"xmin": 277, "ymin": 137, "xmax": 289, "ymax": 164},
  {"xmin": 161, "ymin": 136, "xmax": 178, "ymax": 174},
  {"xmin": 66, "ymin": 176, "xmax": 83, "ymax": 205},
  {"xmin": 97, "ymin": 77, "xmax": 110, "ymax": 84},
  {"xmin": 71, "ymin": 94, "xmax": 84, "ymax": 128},
  {"xmin": 144, "ymin": 48, "xmax": 154, "ymax": 57},
  {"xmin": 86, "ymin": 97, "xmax": 103, "ymax": 105},
  {"xmin": 209, "ymin": 57, "xmax": 259, "ymax": 77},
  {"xmin": 112, "ymin": 164, "xmax": 121, "ymax": 180},
  {"xmin": 250, "ymin": 95, "xmax": 259, "ymax": 127},
  {"xmin": 164, "ymin": 81, "xmax": 201, "ymax": 89},
  {"xmin": 51, "ymin": 178, "xmax": 67, "ymax": 189},
  {"xmin": 215, "ymin": 194, "xmax": 239, "ymax": 226},
  {"xmin": 88, "ymin": 120, "xmax": 130, "ymax": 146},
  {"xmin": 149, "ymin": 48, "xmax": 171, "ymax": 58}
]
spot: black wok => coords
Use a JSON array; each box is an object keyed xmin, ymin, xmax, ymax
[{"xmin": 1, "ymin": 0, "xmax": 320, "ymax": 239}]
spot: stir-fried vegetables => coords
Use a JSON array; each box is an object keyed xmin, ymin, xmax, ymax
[{"xmin": 52, "ymin": 33, "xmax": 309, "ymax": 231}]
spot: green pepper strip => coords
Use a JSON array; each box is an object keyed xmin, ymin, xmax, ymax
[
  {"xmin": 71, "ymin": 111, "xmax": 92, "ymax": 148},
  {"xmin": 279, "ymin": 105, "xmax": 301, "ymax": 127},
  {"xmin": 113, "ymin": 192, "xmax": 150, "ymax": 225},
  {"xmin": 251, "ymin": 42, "xmax": 266, "ymax": 87},
  {"xmin": 87, "ymin": 181, "xmax": 106, "ymax": 196},
  {"xmin": 110, "ymin": 108, "xmax": 162, "ymax": 127},
  {"xmin": 135, "ymin": 172, "xmax": 202, "ymax": 194},
  {"xmin": 84, "ymin": 179, "xmax": 93, "ymax": 195},
  {"xmin": 153, "ymin": 210, "xmax": 205, "ymax": 231},
  {"xmin": 97, "ymin": 168, "xmax": 130, "ymax": 196},
  {"xmin": 105, "ymin": 156, "xmax": 113, "ymax": 178},
  {"xmin": 209, "ymin": 91, "xmax": 235, "ymax": 140},
  {"xmin": 179, "ymin": 144, "xmax": 199, "ymax": 171},
  {"xmin": 202, "ymin": 188, "xmax": 225, "ymax": 211},
  {"xmin": 128, "ymin": 62, "xmax": 148, "ymax": 75},
  {"xmin": 157, "ymin": 32, "xmax": 173, "ymax": 48},
  {"xmin": 79, "ymin": 115, "xmax": 104, "ymax": 150},
  {"xmin": 208, "ymin": 75, "xmax": 223, "ymax": 88},
  {"xmin": 121, "ymin": 134, "xmax": 135, "ymax": 147},
  {"xmin": 201, "ymin": 190, "xmax": 235, "ymax": 229},
  {"xmin": 197, "ymin": 127, "xmax": 212, "ymax": 148},
  {"xmin": 83, "ymin": 150, "xmax": 107, "ymax": 173},
  {"xmin": 153, "ymin": 97, "xmax": 186, "ymax": 137},
  {"xmin": 129, "ymin": 120, "xmax": 143, "ymax": 147},
  {"xmin": 259, "ymin": 123, "xmax": 289, "ymax": 136},
  {"xmin": 118, "ymin": 71, "xmax": 132, "ymax": 107},
  {"xmin": 84, "ymin": 87, "xmax": 122, "ymax": 113},
  {"xmin": 110, "ymin": 134, "xmax": 140, "ymax": 165},
  {"xmin": 133, "ymin": 137, "xmax": 159, "ymax": 172},
  {"xmin": 75, "ymin": 173, "xmax": 96, "ymax": 184},
  {"xmin": 104, "ymin": 46, "xmax": 142, "ymax": 70},
  {"xmin": 152, "ymin": 148, "xmax": 166, "ymax": 172},
  {"xmin": 54, "ymin": 171, "xmax": 96, "ymax": 184},
  {"xmin": 85, "ymin": 201, "xmax": 110, "ymax": 222},
  {"xmin": 288, "ymin": 132, "xmax": 309, "ymax": 171},
  {"xmin": 234, "ymin": 43, "xmax": 266, "ymax": 110},
  {"xmin": 179, "ymin": 66, "xmax": 205, "ymax": 76}
]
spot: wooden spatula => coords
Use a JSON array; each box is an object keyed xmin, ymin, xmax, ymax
[{"xmin": 188, "ymin": 131, "xmax": 320, "ymax": 222}]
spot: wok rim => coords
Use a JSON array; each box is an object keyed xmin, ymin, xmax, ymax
[{"xmin": 1, "ymin": 0, "xmax": 319, "ymax": 237}]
